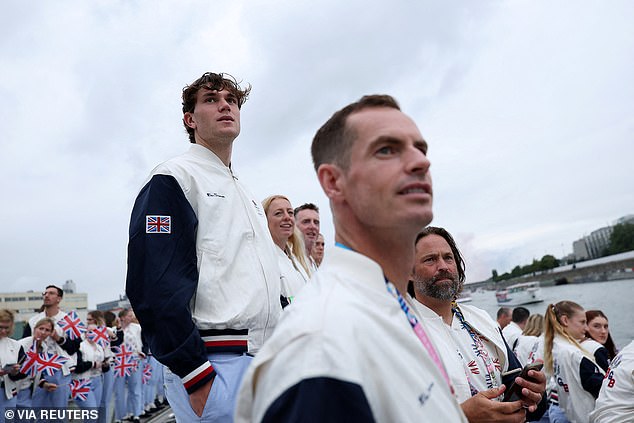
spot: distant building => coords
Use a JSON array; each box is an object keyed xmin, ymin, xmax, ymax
[
  {"xmin": 573, "ymin": 238, "xmax": 590, "ymax": 261},
  {"xmin": 63, "ymin": 279, "xmax": 77, "ymax": 294},
  {"xmin": 571, "ymin": 214, "xmax": 634, "ymax": 261},
  {"xmin": 96, "ymin": 294, "xmax": 130, "ymax": 312}
]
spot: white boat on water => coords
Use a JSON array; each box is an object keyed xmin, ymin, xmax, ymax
[{"xmin": 495, "ymin": 281, "xmax": 543, "ymax": 306}]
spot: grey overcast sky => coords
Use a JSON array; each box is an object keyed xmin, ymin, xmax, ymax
[{"xmin": 2, "ymin": 1, "xmax": 633, "ymax": 308}]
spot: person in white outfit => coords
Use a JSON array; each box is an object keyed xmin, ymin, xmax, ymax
[
  {"xmin": 0, "ymin": 310, "xmax": 26, "ymax": 423},
  {"xmin": 262, "ymin": 194, "xmax": 312, "ymax": 307},
  {"xmin": 585, "ymin": 310, "xmax": 618, "ymax": 365},
  {"xmin": 515, "ymin": 314, "xmax": 545, "ymax": 366},
  {"xmin": 410, "ymin": 226, "xmax": 547, "ymax": 423},
  {"xmin": 503, "ymin": 307, "xmax": 530, "ymax": 351},
  {"xmin": 235, "ymin": 94, "xmax": 468, "ymax": 422},
  {"xmin": 72, "ymin": 324, "xmax": 106, "ymax": 409},
  {"xmin": 17, "ymin": 318, "xmax": 56, "ymax": 408},
  {"xmin": 544, "ymin": 301, "xmax": 605, "ymax": 423},
  {"xmin": 589, "ymin": 339, "xmax": 634, "ymax": 423},
  {"xmin": 113, "ymin": 309, "xmax": 145, "ymax": 423}
]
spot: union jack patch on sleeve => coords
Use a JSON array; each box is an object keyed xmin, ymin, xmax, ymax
[{"xmin": 146, "ymin": 215, "xmax": 171, "ymax": 234}]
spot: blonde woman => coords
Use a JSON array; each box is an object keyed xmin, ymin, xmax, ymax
[
  {"xmin": 544, "ymin": 301, "xmax": 604, "ymax": 423},
  {"xmin": 0, "ymin": 310, "xmax": 26, "ymax": 422},
  {"xmin": 514, "ymin": 314, "xmax": 545, "ymax": 366},
  {"xmin": 262, "ymin": 195, "xmax": 311, "ymax": 307}
]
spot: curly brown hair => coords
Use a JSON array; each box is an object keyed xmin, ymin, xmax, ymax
[{"xmin": 181, "ymin": 72, "xmax": 251, "ymax": 143}]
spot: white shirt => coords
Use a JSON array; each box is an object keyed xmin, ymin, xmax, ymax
[
  {"xmin": 276, "ymin": 247, "xmax": 308, "ymax": 304},
  {"xmin": 412, "ymin": 300, "xmax": 510, "ymax": 403},
  {"xmin": 515, "ymin": 334, "xmax": 544, "ymax": 367},
  {"xmin": 502, "ymin": 321, "xmax": 522, "ymax": 351},
  {"xmin": 590, "ymin": 340, "xmax": 634, "ymax": 423},
  {"xmin": 553, "ymin": 335, "xmax": 604, "ymax": 423},
  {"xmin": 235, "ymin": 247, "xmax": 467, "ymax": 422}
]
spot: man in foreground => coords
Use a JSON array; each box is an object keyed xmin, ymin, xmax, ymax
[
  {"xmin": 410, "ymin": 226, "xmax": 547, "ymax": 422},
  {"xmin": 126, "ymin": 72, "xmax": 280, "ymax": 422},
  {"xmin": 236, "ymin": 95, "xmax": 467, "ymax": 422}
]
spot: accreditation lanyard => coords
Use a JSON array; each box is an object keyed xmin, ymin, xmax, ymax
[
  {"xmin": 385, "ymin": 281, "xmax": 454, "ymax": 393},
  {"xmin": 335, "ymin": 242, "xmax": 454, "ymax": 393},
  {"xmin": 451, "ymin": 303, "xmax": 499, "ymax": 389}
]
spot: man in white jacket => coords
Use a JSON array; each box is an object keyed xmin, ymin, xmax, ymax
[
  {"xmin": 410, "ymin": 226, "xmax": 547, "ymax": 422},
  {"xmin": 503, "ymin": 307, "xmax": 530, "ymax": 351},
  {"xmin": 126, "ymin": 72, "xmax": 281, "ymax": 423},
  {"xmin": 236, "ymin": 95, "xmax": 467, "ymax": 422}
]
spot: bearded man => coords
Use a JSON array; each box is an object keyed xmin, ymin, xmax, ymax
[{"xmin": 410, "ymin": 226, "xmax": 548, "ymax": 423}]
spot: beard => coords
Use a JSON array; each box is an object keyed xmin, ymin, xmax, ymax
[{"xmin": 414, "ymin": 270, "xmax": 463, "ymax": 301}]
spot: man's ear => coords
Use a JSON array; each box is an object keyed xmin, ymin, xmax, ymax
[
  {"xmin": 183, "ymin": 112, "xmax": 196, "ymax": 129},
  {"xmin": 317, "ymin": 164, "xmax": 344, "ymax": 201}
]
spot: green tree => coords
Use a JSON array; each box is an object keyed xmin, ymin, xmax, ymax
[
  {"xmin": 492, "ymin": 269, "xmax": 499, "ymax": 281},
  {"xmin": 608, "ymin": 223, "xmax": 634, "ymax": 254},
  {"xmin": 539, "ymin": 254, "xmax": 559, "ymax": 271}
]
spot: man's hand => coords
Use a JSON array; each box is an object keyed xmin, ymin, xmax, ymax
[
  {"xmin": 461, "ymin": 385, "xmax": 526, "ymax": 423},
  {"xmin": 514, "ymin": 368, "xmax": 547, "ymax": 412},
  {"xmin": 188, "ymin": 377, "xmax": 214, "ymax": 417}
]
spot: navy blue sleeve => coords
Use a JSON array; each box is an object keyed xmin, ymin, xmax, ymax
[
  {"xmin": 125, "ymin": 174, "xmax": 212, "ymax": 389},
  {"xmin": 579, "ymin": 357, "xmax": 603, "ymax": 398},
  {"xmin": 8, "ymin": 346, "xmax": 27, "ymax": 381},
  {"xmin": 110, "ymin": 329, "xmax": 124, "ymax": 348},
  {"xmin": 58, "ymin": 337, "xmax": 81, "ymax": 355},
  {"xmin": 500, "ymin": 329, "xmax": 547, "ymax": 420},
  {"xmin": 262, "ymin": 377, "xmax": 376, "ymax": 423},
  {"xmin": 73, "ymin": 349, "xmax": 93, "ymax": 374},
  {"xmin": 593, "ymin": 346, "xmax": 610, "ymax": 372},
  {"xmin": 500, "ymin": 328, "xmax": 522, "ymax": 388}
]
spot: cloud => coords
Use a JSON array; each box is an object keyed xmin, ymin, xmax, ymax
[{"xmin": 1, "ymin": 1, "xmax": 633, "ymax": 306}]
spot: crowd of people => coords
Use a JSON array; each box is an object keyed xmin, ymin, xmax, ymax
[
  {"xmin": 0, "ymin": 287, "xmax": 167, "ymax": 423},
  {"xmin": 2, "ymin": 71, "xmax": 632, "ymax": 423}
]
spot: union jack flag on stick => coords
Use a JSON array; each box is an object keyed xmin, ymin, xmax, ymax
[
  {"xmin": 113, "ymin": 356, "xmax": 135, "ymax": 378},
  {"xmin": 87, "ymin": 326, "xmax": 110, "ymax": 348},
  {"xmin": 19, "ymin": 341, "xmax": 40, "ymax": 377},
  {"xmin": 37, "ymin": 351, "xmax": 68, "ymax": 376},
  {"xmin": 57, "ymin": 310, "xmax": 86, "ymax": 340},
  {"xmin": 142, "ymin": 362, "xmax": 152, "ymax": 384},
  {"xmin": 69, "ymin": 378, "xmax": 92, "ymax": 401},
  {"xmin": 113, "ymin": 344, "xmax": 137, "ymax": 378},
  {"xmin": 113, "ymin": 344, "xmax": 134, "ymax": 362}
]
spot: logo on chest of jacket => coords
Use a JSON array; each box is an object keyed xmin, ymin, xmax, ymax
[
  {"xmin": 252, "ymin": 200, "xmax": 264, "ymax": 216},
  {"xmin": 418, "ymin": 382, "xmax": 434, "ymax": 406},
  {"xmin": 207, "ymin": 192, "xmax": 225, "ymax": 198}
]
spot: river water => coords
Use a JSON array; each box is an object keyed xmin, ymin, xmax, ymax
[{"xmin": 466, "ymin": 278, "xmax": 634, "ymax": 348}]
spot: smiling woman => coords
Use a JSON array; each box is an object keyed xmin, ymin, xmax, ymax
[{"xmin": 262, "ymin": 195, "xmax": 311, "ymax": 308}]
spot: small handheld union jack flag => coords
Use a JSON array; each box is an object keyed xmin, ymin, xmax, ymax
[
  {"xmin": 57, "ymin": 310, "xmax": 86, "ymax": 340},
  {"xmin": 146, "ymin": 215, "xmax": 171, "ymax": 233},
  {"xmin": 113, "ymin": 344, "xmax": 137, "ymax": 378},
  {"xmin": 69, "ymin": 378, "xmax": 92, "ymax": 401},
  {"xmin": 87, "ymin": 326, "xmax": 110, "ymax": 348},
  {"xmin": 142, "ymin": 362, "xmax": 153, "ymax": 385},
  {"xmin": 113, "ymin": 344, "xmax": 134, "ymax": 361},
  {"xmin": 19, "ymin": 341, "xmax": 40, "ymax": 377},
  {"xmin": 37, "ymin": 351, "xmax": 68, "ymax": 376},
  {"xmin": 113, "ymin": 356, "xmax": 135, "ymax": 378}
]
